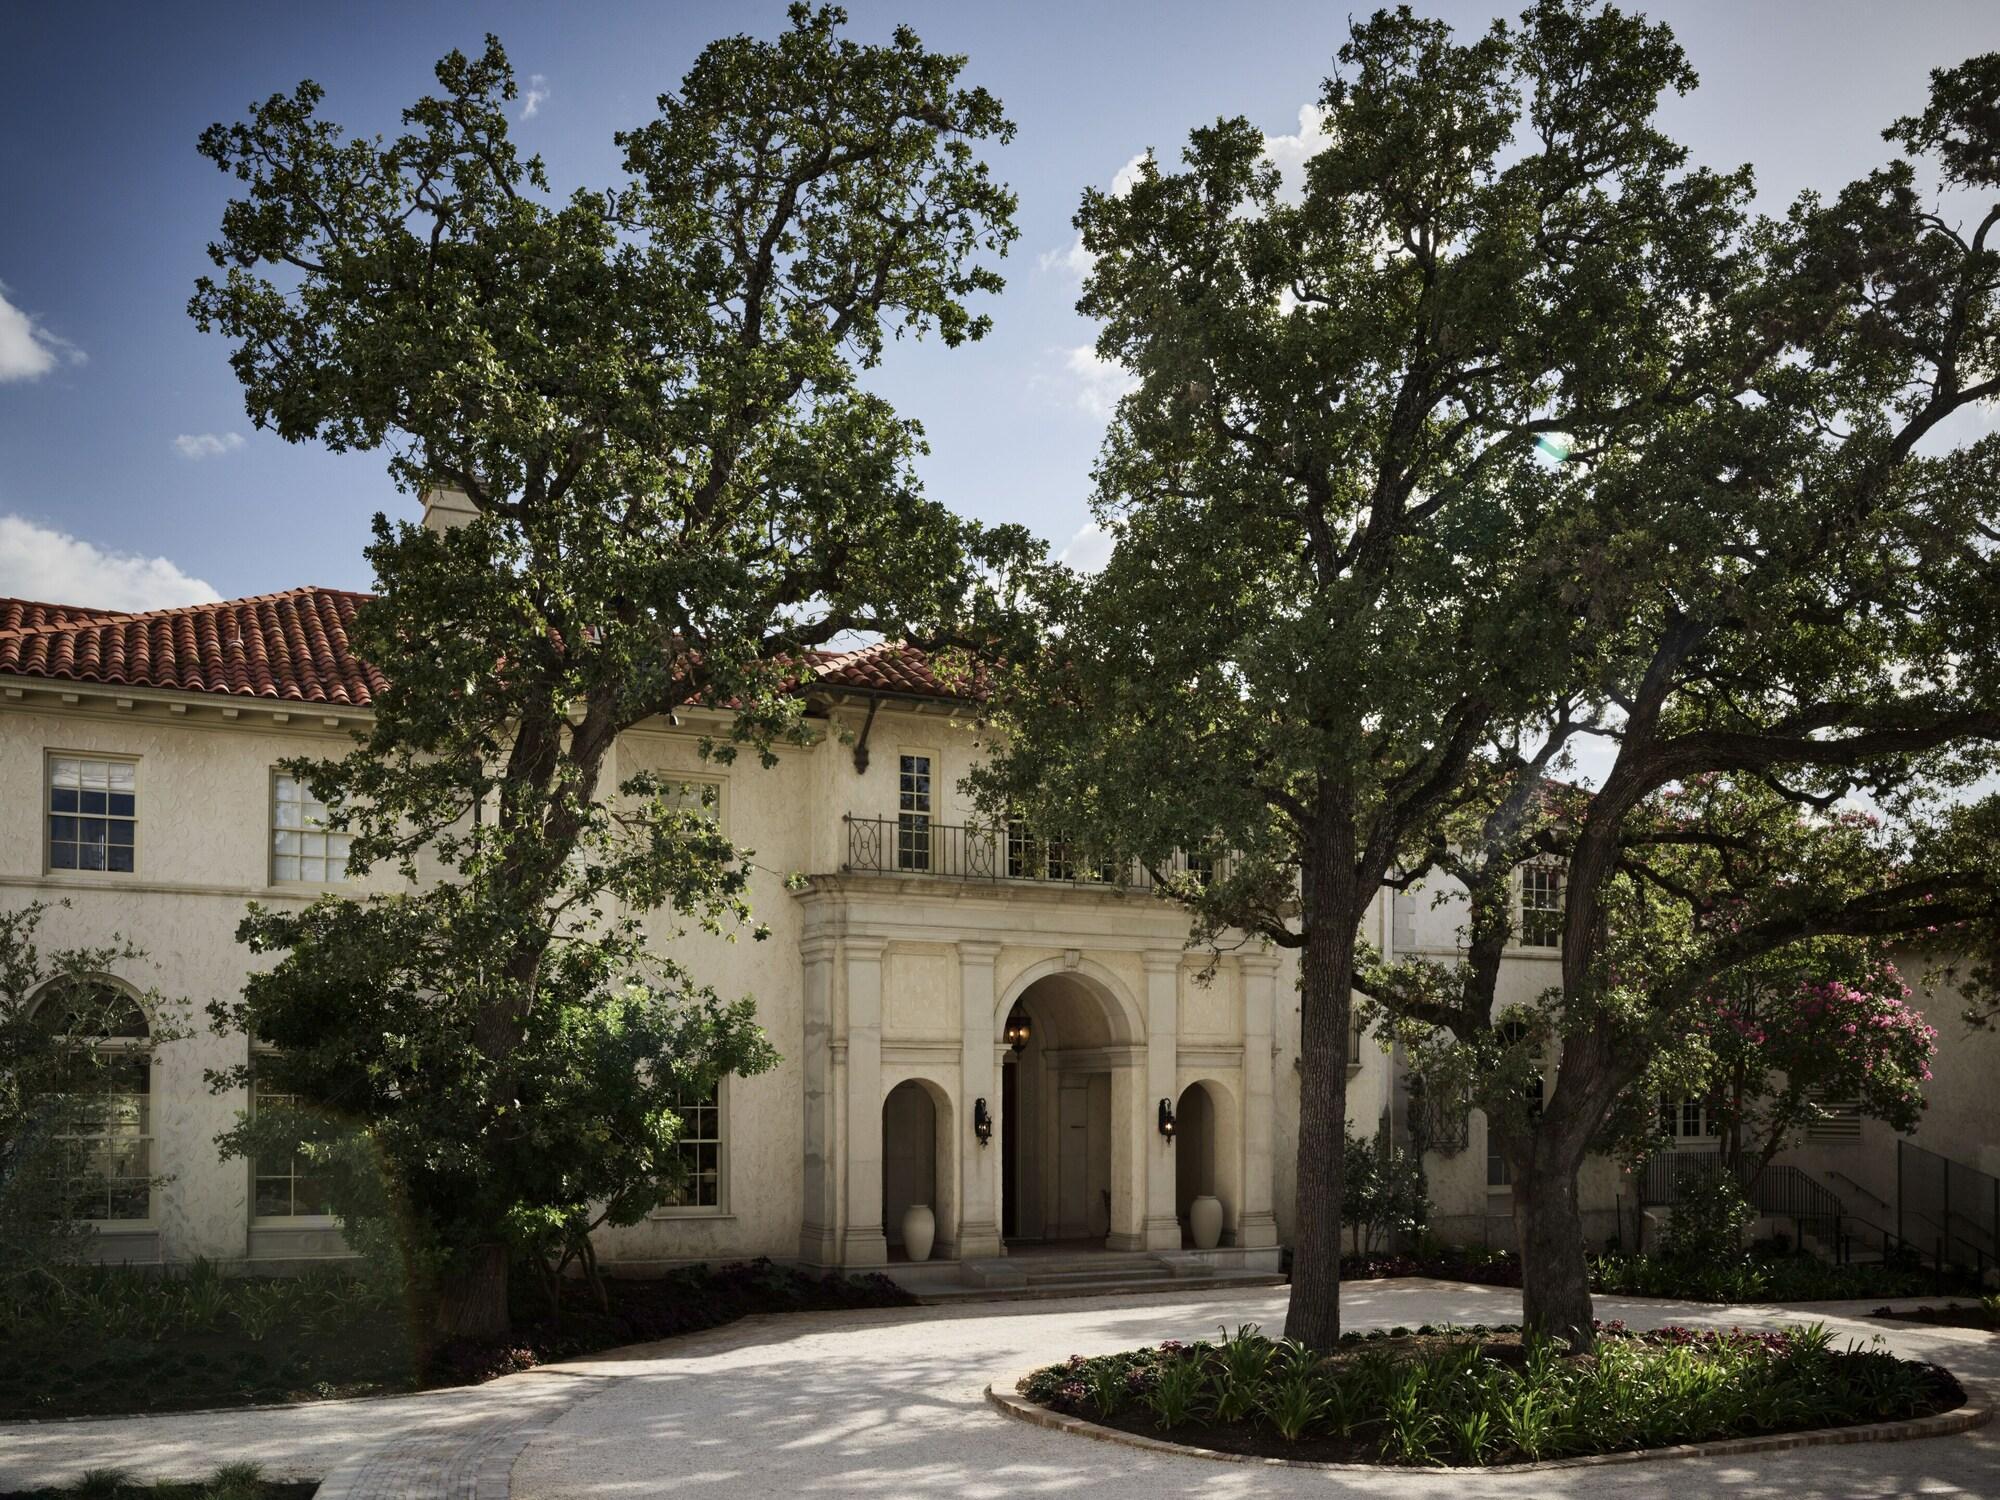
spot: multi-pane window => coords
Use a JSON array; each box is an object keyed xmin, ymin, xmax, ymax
[
  {"xmin": 271, "ymin": 772, "xmax": 350, "ymax": 884},
  {"xmin": 251, "ymin": 1066, "xmax": 335, "ymax": 1220},
  {"xmin": 1487, "ymin": 1137, "xmax": 1513, "ymax": 1188},
  {"xmin": 48, "ymin": 756, "xmax": 136, "ymax": 872},
  {"xmin": 1347, "ymin": 1008, "xmax": 1367, "ymax": 1066},
  {"xmin": 1659, "ymin": 1095, "xmax": 1721, "ymax": 1141},
  {"xmin": 1519, "ymin": 864, "xmax": 1563, "ymax": 948},
  {"xmin": 659, "ymin": 1084, "xmax": 723, "ymax": 1210},
  {"xmin": 896, "ymin": 755, "xmax": 932, "ymax": 872},
  {"xmin": 1043, "ymin": 835, "xmax": 1076, "ymax": 883},
  {"xmin": 1006, "ymin": 815, "xmax": 1035, "ymax": 879},
  {"xmin": 41, "ymin": 986, "xmax": 151, "ymax": 1222},
  {"xmin": 1185, "ymin": 850, "xmax": 1215, "ymax": 887}
]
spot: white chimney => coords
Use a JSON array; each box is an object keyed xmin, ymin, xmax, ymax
[{"xmin": 422, "ymin": 487, "xmax": 479, "ymax": 534}]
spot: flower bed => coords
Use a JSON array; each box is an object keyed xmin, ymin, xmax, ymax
[
  {"xmin": 1332, "ymin": 1247, "xmax": 1979, "ymax": 1303},
  {"xmin": 1015, "ymin": 1321, "xmax": 1964, "ymax": 1467}
]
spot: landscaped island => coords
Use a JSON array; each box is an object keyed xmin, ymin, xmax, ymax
[{"xmin": 1015, "ymin": 1322, "xmax": 1964, "ymax": 1467}]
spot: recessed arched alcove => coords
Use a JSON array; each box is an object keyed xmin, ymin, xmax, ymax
[{"xmin": 882, "ymin": 1077, "xmax": 955, "ymax": 1258}]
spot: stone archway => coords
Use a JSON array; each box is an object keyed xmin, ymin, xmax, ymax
[{"xmin": 997, "ymin": 969, "xmax": 1136, "ymax": 1249}]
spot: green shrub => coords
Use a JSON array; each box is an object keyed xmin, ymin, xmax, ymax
[
  {"xmin": 1017, "ymin": 1319, "xmax": 1955, "ymax": 1465},
  {"xmin": 1657, "ymin": 1171, "xmax": 1754, "ymax": 1266}
]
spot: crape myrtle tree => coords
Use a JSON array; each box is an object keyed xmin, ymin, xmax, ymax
[
  {"xmin": 190, "ymin": 6, "xmax": 1028, "ymax": 1340},
  {"xmin": 970, "ymin": 2, "xmax": 1758, "ymax": 1348},
  {"xmin": 1684, "ymin": 938, "xmax": 1936, "ymax": 1181},
  {"xmin": 1363, "ymin": 52, "xmax": 2000, "ymax": 1345}
]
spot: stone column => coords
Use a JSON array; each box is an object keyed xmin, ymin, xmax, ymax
[
  {"xmin": 798, "ymin": 934, "xmax": 841, "ymax": 1265},
  {"xmin": 840, "ymin": 935, "xmax": 890, "ymax": 1266},
  {"xmin": 1236, "ymin": 950, "xmax": 1281, "ymax": 1248},
  {"xmin": 1139, "ymin": 950, "xmax": 1183, "ymax": 1251},
  {"xmin": 956, "ymin": 941, "xmax": 1004, "ymax": 1260}
]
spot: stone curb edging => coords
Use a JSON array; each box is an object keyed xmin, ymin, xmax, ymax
[{"xmin": 984, "ymin": 1374, "xmax": 1992, "ymax": 1474}]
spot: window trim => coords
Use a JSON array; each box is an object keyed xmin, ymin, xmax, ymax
[
  {"xmin": 665, "ymin": 771, "xmax": 730, "ymax": 838},
  {"xmin": 45, "ymin": 750, "xmax": 140, "ymax": 878},
  {"xmin": 649, "ymin": 1074, "xmax": 730, "ymax": 1219},
  {"xmin": 247, "ymin": 1049, "xmax": 339, "ymax": 1227},
  {"xmin": 895, "ymin": 749, "xmax": 937, "ymax": 874},
  {"xmin": 268, "ymin": 769, "xmax": 353, "ymax": 889},
  {"xmin": 31, "ymin": 977, "xmax": 155, "ymax": 1226},
  {"xmin": 1517, "ymin": 862, "xmax": 1563, "ymax": 950}
]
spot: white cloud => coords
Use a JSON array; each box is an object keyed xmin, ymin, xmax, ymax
[
  {"xmin": 172, "ymin": 432, "xmax": 246, "ymax": 460},
  {"xmin": 1063, "ymin": 345, "xmax": 1138, "ymax": 418},
  {"xmin": 1056, "ymin": 521, "xmax": 1114, "ymax": 574},
  {"xmin": 0, "ymin": 515, "xmax": 220, "ymax": 611},
  {"xmin": 521, "ymin": 74, "xmax": 549, "ymax": 120},
  {"xmin": 1109, "ymin": 151, "xmax": 1149, "ymax": 198},
  {"xmin": 1261, "ymin": 104, "xmax": 1333, "ymax": 194},
  {"xmin": 1038, "ymin": 238, "xmax": 1096, "ymax": 279},
  {"xmin": 1038, "ymin": 153, "xmax": 1151, "ymax": 281},
  {"xmin": 0, "ymin": 284, "xmax": 84, "ymax": 383}
]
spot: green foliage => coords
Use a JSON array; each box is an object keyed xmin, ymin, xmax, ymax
[
  {"xmin": 186, "ymin": 7, "xmax": 1030, "ymax": 1328},
  {"xmin": 1655, "ymin": 1171, "xmax": 1754, "ymax": 1267},
  {"xmin": 1341, "ymin": 1129, "xmax": 1429, "ymax": 1256},
  {"xmin": 968, "ymin": 0, "xmax": 1777, "ymax": 1346},
  {"xmin": 0, "ymin": 903, "xmax": 185, "ymax": 1290},
  {"xmin": 1020, "ymin": 1321, "xmax": 1953, "ymax": 1465}
]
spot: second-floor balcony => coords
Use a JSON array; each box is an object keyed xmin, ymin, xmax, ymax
[{"xmin": 841, "ymin": 813, "xmax": 1216, "ymax": 893}]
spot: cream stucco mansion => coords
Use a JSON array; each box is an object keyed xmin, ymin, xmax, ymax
[{"xmin": 5, "ymin": 495, "xmax": 1995, "ymax": 1285}]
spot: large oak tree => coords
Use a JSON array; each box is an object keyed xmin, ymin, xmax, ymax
[
  {"xmin": 973, "ymin": 2, "xmax": 1756, "ymax": 1347},
  {"xmin": 193, "ymin": 7, "xmax": 1027, "ymax": 1339}
]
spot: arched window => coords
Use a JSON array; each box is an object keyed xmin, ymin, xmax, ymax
[{"xmin": 35, "ymin": 980, "xmax": 153, "ymax": 1223}]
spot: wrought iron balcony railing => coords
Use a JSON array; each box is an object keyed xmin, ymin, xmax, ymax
[{"xmin": 840, "ymin": 814, "xmax": 1221, "ymax": 891}]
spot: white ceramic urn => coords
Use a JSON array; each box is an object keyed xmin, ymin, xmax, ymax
[
  {"xmin": 1189, "ymin": 1195, "xmax": 1224, "ymax": 1250},
  {"xmin": 901, "ymin": 1203, "xmax": 936, "ymax": 1262}
]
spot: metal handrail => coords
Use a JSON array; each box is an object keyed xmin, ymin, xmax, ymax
[
  {"xmin": 1898, "ymin": 1139, "xmax": 1999, "ymax": 1277},
  {"xmin": 840, "ymin": 814, "xmax": 1224, "ymax": 891}
]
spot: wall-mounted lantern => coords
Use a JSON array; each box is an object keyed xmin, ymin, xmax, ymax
[
  {"xmin": 973, "ymin": 1096, "xmax": 993, "ymax": 1146},
  {"xmin": 1004, "ymin": 1004, "xmax": 1032, "ymax": 1053},
  {"xmin": 1157, "ymin": 1097, "xmax": 1178, "ymax": 1142}
]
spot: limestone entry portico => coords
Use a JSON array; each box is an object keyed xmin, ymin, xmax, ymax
[{"xmin": 794, "ymin": 875, "xmax": 1281, "ymax": 1268}]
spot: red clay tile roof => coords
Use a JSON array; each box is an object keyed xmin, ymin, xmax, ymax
[
  {"xmin": 806, "ymin": 640, "xmax": 980, "ymax": 700},
  {"xmin": 0, "ymin": 589, "xmax": 967, "ymax": 708},
  {"xmin": 0, "ymin": 587, "xmax": 388, "ymax": 706},
  {"xmin": 0, "ymin": 598, "xmax": 130, "ymax": 633}
]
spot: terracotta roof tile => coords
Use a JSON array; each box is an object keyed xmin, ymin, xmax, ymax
[
  {"xmin": 0, "ymin": 598, "xmax": 130, "ymax": 633},
  {"xmin": 0, "ymin": 591, "xmax": 971, "ymax": 710},
  {"xmin": 807, "ymin": 640, "xmax": 982, "ymax": 700},
  {"xmin": 0, "ymin": 587, "xmax": 388, "ymax": 707}
]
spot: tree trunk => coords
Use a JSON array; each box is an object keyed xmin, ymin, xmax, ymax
[
  {"xmin": 1283, "ymin": 850, "xmax": 1360, "ymax": 1350},
  {"xmin": 434, "ymin": 1242, "xmax": 511, "ymax": 1342},
  {"xmin": 1514, "ymin": 1155, "xmax": 1594, "ymax": 1349}
]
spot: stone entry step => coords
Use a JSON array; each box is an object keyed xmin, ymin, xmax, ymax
[{"xmin": 887, "ymin": 1246, "xmax": 1287, "ymax": 1304}]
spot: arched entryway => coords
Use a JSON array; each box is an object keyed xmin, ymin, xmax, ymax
[
  {"xmin": 883, "ymin": 1078, "xmax": 955, "ymax": 1259},
  {"xmin": 999, "ymin": 971, "xmax": 1132, "ymax": 1248},
  {"xmin": 1174, "ymin": 1078, "xmax": 1242, "ymax": 1246}
]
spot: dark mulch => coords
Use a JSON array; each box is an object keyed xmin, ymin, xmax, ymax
[
  {"xmin": 0, "ymin": 1258, "xmax": 913, "ymax": 1421},
  {"xmin": 1870, "ymin": 1302, "xmax": 2000, "ymax": 1332},
  {"xmin": 0, "ymin": 1487, "xmax": 314, "ymax": 1500}
]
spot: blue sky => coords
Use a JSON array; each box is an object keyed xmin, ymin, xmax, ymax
[{"xmin": 3, "ymin": 0, "xmax": 1999, "ymax": 607}]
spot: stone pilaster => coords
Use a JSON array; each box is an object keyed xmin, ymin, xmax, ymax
[
  {"xmin": 839, "ymin": 935, "xmax": 891, "ymax": 1266},
  {"xmin": 1236, "ymin": 950, "xmax": 1281, "ymax": 1248},
  {"xmin": 955, "ymin": 940, "xmax": 1004, "ymax": 1259}
]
